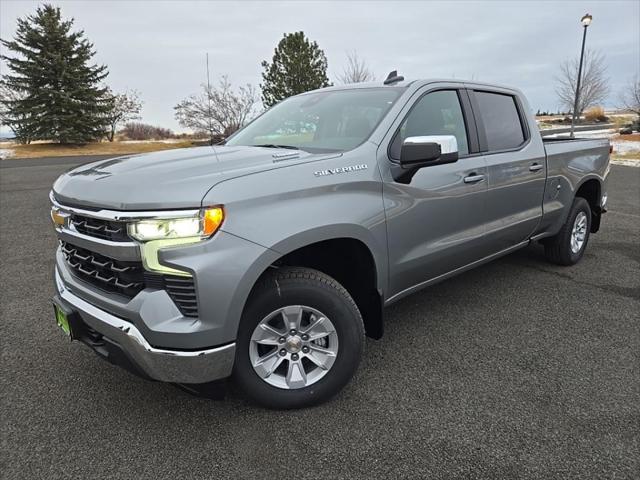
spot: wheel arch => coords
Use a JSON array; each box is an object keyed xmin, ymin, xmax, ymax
[
  {"xmin": 574, "ymin": 176, "xmax": 603, "ymax": 232},
  {"xmin": 248, "ymin": 230, "xmax": 386, "ymax": 340}
]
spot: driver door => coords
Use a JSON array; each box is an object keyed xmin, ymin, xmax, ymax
[{"xmin": 383, "ymin": 88, "xmax": 490, "ymax": 299}]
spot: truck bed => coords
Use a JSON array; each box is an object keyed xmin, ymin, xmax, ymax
[
  {"xmin": 543, "ymin": 136, "xmax": 610, "ymax": 166},
  {"xmin": 535, "ymin": 136, "xmax": 610, "ymax": 239}
]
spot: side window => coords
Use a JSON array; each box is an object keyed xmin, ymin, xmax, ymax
[
  {"xmin": 390, "ymin": 90, "xmax": 469, "ymax": 160},
  {"xmin": 474, "ymin": 91, "xmax": 526, "ymax": 151}
]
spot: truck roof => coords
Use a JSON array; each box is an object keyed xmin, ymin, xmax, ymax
[{"xmin": 305, "ymin": 77, "xmax": 523, "ymax": 96}]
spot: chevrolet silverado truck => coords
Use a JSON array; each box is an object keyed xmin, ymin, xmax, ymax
[{"xmin": 51, "ymin": 75, "xmax": 610, "ymax": 409}]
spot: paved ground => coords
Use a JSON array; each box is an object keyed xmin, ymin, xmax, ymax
[{"xmin": 1, "ymin": 158, "xmax": 638, "ymax": 479}]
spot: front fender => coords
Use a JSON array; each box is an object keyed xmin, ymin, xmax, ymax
[
  {"xmin": 158, "ymin": 231, "xmax": 281, "ymax": 348},
  {"xmin": 203, "ymin": 145, "xmax": 389, "ymax": 295},
  {"xmin": 265, "ymin": 223, "xmax": 388, "ymax": 293}
]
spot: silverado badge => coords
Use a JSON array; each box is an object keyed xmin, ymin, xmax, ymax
[{"xmin": 314, "ymin": 164, "xmax": 368, "ymax": 177}]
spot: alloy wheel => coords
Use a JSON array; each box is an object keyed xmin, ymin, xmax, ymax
[
  {"xmin": 570, "ymin": 211, "xmax": 588, "ymax": 254},
  {"xmin": 249, "ymin": 305, "xmax": 339, "ymax": 389}
]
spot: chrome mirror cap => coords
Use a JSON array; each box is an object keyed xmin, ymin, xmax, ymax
[{"xmin": 403, "ymin": 135, "xmax": 459, "ymax": 154}]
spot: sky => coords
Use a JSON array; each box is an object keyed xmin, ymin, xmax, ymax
[{"xmin": 1, "ymin": 0, "xmax": 639, "ymax": 132}]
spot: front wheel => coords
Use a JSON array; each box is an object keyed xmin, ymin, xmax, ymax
[
  {"xmin": 233, "ymin": 267, "xmax": 364, "ymax": 409},
  {"xmin": 544, "ymin": 197, "xmax": 592, "ymax": 266}
]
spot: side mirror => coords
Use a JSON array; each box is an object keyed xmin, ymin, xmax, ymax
[{"xmin": 393, "ymin": 135, "xmax": 459, "ymax": 184}]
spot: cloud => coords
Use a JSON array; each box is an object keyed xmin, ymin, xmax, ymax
[{"xmin": 1, "ymin": 0, "xmax": 638, "ymax": 129}]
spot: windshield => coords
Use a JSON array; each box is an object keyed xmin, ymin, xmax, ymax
[{"xmin": 226, "ymin": 87, "xmax": 405, "ymax": 153}]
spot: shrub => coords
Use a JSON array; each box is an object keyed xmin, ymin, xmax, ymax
[
  {"xmin": 584, "ymin": 106, "xmax": 605, "ymax": 122},
  {"xmin": 121, "ymin": 122, "xmax": 174, "ymax": 140}
]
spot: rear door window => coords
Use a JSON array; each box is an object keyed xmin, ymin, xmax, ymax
[{"xmin": 473, "ymin": 91, "xmax": 526, "ymax": 151}]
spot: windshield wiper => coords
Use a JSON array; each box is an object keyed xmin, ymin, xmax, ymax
[{"xmin": 252, "ymin": 144, "xmax": 300, "ymax": 150}]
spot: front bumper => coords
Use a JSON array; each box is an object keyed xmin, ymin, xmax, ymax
[{"xmin": 54, "ymin": 269, "xmax": 235, "ymax": 383}]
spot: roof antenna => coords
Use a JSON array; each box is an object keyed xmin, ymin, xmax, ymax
[{"xmin": 383, "ymin": 70, "xmax": 404, "ymax": 85}]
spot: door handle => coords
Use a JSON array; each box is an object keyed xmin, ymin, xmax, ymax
[
  {"xmin": 529, "ymin": 163, "xmax": 543, "ymax": 172},
  {"xmin": 463, "ymin": 173, "xmax": 485, "ymax": 184}
]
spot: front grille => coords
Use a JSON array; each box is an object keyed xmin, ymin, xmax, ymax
[
  {"xmin": 61, "ymin": 241, "xmax": 145, "ymax": 297},
  {"xmin": 61, "ymin": 241, "xmax": 199, "ymax": 317},
  {"xmin": 71, "ymin": 214, "xmax": 129, "ymax": 242}
]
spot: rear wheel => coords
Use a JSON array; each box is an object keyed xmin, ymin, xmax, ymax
[
  {"xmin": 544, "ymin": 197, "xmax": 592, "ymax": 266},
  {"xmin": 233, "ymin": 267, "xmax": 364, "ymax": 409}
]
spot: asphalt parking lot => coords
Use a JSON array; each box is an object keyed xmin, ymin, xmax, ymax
[{"xmin": 1, "ymin": 157, "xmax": 638, "ymax": 479}]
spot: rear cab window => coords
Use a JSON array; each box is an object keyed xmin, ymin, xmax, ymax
[{"xmin": 473, "ymin": 91, "xmax": 527, "ymax": 151}]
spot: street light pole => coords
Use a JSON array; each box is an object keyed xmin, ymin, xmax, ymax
[{"xmin": 570, "ymin": 13, "xmax": 593, "ymax": 138}]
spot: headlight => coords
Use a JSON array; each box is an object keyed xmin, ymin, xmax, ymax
[{"xmin": 128, "ymin": 207, "xmax": 224, "ymax": 242}]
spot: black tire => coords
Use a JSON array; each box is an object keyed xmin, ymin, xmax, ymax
[
  {"xmin": 544, "ymin": 197, "xmax": 592, "ymax": 266},
  {"xmin": 233, "ymin": 267, "xmax": 365, "ymax": 409}
]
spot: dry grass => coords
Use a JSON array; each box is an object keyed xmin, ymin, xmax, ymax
[
  {"xmin": 612, "ymin": 115, "xmax": 636, "ymax": 128},
  {"xmin": 584, "ymin": 106, "xmax": 605, "ymax": 122},
  {"xmin": 1, "ymin": 140, "xmax": 196, "ymax": 159},
  {"xmin": 612, "ymin": 152, "xmax": 640, "ymax": 161},
  {"xmin": 615, "ymin": 133, "xmax": 640, "ymax": 142},
  {"xmin": 536, "ymin": 115, "xmax": 565, "ymax": 121}
]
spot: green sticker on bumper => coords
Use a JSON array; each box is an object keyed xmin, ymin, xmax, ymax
[{"xmin": 54, "ymin": 305, "xmax": 71, "ymax": 336}]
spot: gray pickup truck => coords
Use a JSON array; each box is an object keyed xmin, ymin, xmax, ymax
[{"xmin": 51, "ymin": 75, "xmax": 610, "ymax": 408}]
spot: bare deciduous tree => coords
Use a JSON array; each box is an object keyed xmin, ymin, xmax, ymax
[
  {"xmin": 122, "ymin": 122, "xmax": 173, "ymax": 140},
  {"xmin": 555, "ymin": 50, "xmax": 609, "ymax": 117},
  {"xmin": 174, "ymin": 76, "xmax": 257, "ymax": 141},
  {"xmin": 618, "ymin": 74, "xmax": 640, "ymax": 117},
  {"xmin": 105, "ymin": 89, "xmax": 143, "ymax": 141},
  {"xmin": 337, "ymin": 51, "xmax": 375, "ymax": 84}
]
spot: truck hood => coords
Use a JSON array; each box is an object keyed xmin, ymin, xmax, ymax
[{"xmin": 53, "ymin": 146, "xmax": 334, "ymax": 210}]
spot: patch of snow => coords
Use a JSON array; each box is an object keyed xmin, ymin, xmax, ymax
[
  {"xmin": 0, "ymin": 148, "xmax": 15, "ymax": 160},
  {"xmin": 543, "ymin": 129, "xmax": 616, "ymax": 139},
  {"xmin": 575, "ymin": 129, "xmax": 617, "ymax": 138},
  {"xmin": 611, "ymin": 140, "xmax": 640, "ymax": 154}
]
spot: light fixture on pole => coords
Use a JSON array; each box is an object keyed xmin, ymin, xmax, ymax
[{"xmin": 569, "ymin": 13, "xmax": 593, "ymax": 138}]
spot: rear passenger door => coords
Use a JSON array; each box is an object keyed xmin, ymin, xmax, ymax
[{"xmin": 469, "ymin": 89, "xmax": 546, "ymax": 251}]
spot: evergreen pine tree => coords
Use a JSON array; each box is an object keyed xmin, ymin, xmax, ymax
[
  {"xmin": 0, "ymin": 4, "xmax": 111, "ymax": 144},
  {"xmin": 260, "ymin": 31, "xmax": 331, "ymax": 108}
]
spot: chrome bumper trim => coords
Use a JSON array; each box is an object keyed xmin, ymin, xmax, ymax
[{"xmin": 55, "ymin": 269, "xmax": 235, "ymax": 383}]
